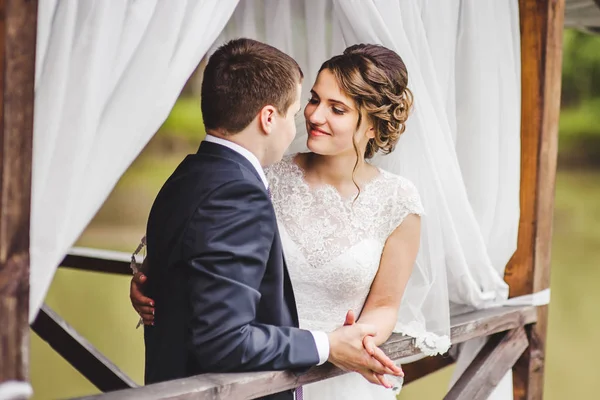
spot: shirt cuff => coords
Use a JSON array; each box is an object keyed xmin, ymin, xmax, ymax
[{"xmin": 309, "ymin": 330, "xmax": 330, "ymax": 365}]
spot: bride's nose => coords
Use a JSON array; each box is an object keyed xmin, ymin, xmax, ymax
[{"xmin": 306, "ymin": 104, "xmax": 327, "ymax": 126}]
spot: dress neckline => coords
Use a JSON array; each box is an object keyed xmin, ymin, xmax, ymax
[{"xmin": 286, "ymin": 153, "xmax": 386, "ymax": 204}]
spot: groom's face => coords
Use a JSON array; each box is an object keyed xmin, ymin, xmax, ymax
[{"xmin": 270, "ymin": 83, "xmax": 302, "ymax": 163}]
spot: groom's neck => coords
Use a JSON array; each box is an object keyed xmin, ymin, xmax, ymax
[{"xmin": 206, "ymin": 129, "xmax": 268, "ymax": 167}]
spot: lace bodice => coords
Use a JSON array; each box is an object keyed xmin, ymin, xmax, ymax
[{"xmin": 266, "ymin": 155, "xmax": 424, "ymax": 332}]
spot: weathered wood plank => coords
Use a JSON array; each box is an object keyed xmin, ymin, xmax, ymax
[
  {"xmin": 0, "ymin": 0, "xmax": 37, "ymax": 384},
  {"xmin": 505, "ymin": 0, "xmax": 565, "ymax": 399},
  {"xmin": 60, "ymin": 247, "xmax": 134, "ymax": 275},
  {"xmin": 380, "ymin": 305, "xmax": 537, "ymax": 361},
  {"xmin": 445, "ymin": 327, "xmax": 529, "ymax": 400},
  {"xmin": 505, "ymin": 0, "xmax": 563, "ymax": 297},
  {"xmin": 74, "ymin": 306, "xmax": 536, "ymax": 400},
  {"xmin": 31, "ymin": 303, "xmax": 138, "ymax": 391}
]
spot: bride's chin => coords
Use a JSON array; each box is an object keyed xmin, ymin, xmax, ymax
[
  {"xmin": 306, "ymin": 138, "xmax": 329, "ymax": 155},
  {"xmin": 306, "ymin": 137, "xmax": 323, "ymax": 154}
]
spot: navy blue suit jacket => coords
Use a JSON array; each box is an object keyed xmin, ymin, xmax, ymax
[{"xmin": 143, "ymin": 141, "xmax": 320, "ymax": 399}]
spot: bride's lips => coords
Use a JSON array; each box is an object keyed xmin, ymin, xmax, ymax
[{"xmin": 308, "ymin": 124, "xmax": 331, "ymax": 137}]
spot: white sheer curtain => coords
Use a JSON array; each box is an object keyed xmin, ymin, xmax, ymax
[
  {"xmin": 29, "ymin": 0, "xmax": 521, "ymax": 395},
  {"xmin": 333, "ymin": 1, "xmax": 521, "ymax": 398},
  {"xmin": 30, "ymin": 0, "xmax": 239, "ymax": 322},
  {"xmin": 333, "ymin": 0, "xmax": 516, "ymax": 307},
  {"xmin": 448, "ymin": 2, "xmax": 521, "ymax": 398}
]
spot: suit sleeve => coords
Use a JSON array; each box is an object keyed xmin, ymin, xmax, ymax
[{"xmin": 183, "ymin": 179, "xmax": 321, "ymax": 372}]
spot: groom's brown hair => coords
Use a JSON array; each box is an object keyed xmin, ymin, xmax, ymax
[{"xmin": 201, "ymin": 38, "xmax": 303, "ymax": 134}]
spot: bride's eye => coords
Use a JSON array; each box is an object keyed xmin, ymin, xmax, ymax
[
  {"xmin": 308, "ymin": 97, "xmax": 319, "ymax": 105},
  {"xmin": 332, "ymin": 107, "xmax": 345, "ymax": 115}
]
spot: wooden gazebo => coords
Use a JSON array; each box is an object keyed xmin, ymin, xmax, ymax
[{"xmin": 0, "ymin": 0, "xmax": 570, "ymax": 398}]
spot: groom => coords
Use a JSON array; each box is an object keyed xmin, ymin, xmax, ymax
[{"xmin": 141, "ymin": 38, "xmax": 401, "ymax": 399}]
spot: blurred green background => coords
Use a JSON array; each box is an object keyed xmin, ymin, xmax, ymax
[{"xmin": 30, "ymin": 29, "xmax": 600, "ymax": 399}]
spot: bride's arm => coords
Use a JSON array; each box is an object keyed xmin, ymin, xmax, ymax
[{"xmin": 356, "ymin": 214, "xmax": 421, "ymax": 347}]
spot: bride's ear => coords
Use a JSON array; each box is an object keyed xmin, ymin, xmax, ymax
[
  {"xmin": 366, "ymin": 126, "xmax": 376, "ymax": 139},
  {"xmin": 258, "ymin": 105, "xmax": 277, "ymax": 135}
]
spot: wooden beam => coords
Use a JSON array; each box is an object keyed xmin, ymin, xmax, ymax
[
  {"xmin": 504, "ymin": 0, "xmax": 565, "ymax": 399},
  {"xmin": 56, "ymin": 249, "xmax": 523, "ymax": 389},
  {"xmin": 31, "ymin": 303, "xmax": 138, "ymax": 391},
  {"xmin": 60, "ymin": 247, "xmax": 133, "ymax": 276},
  {"xmin": 375, "ymin": 306, "xmax": 535, "ymax": 362},
  {"xmin": 445, "ymin": 327, "xmax": 529, "ymax": 400},
  {"xmin": 73, "ymin": 305, "xmax": 536, "ymax": 400},
  {"xmin": 0, "ymin": 0, "xmax": 38, "ymax": 384},
  {"xmin": 505, "ymin": 0, "xmax": 563, "ymax": 297}
]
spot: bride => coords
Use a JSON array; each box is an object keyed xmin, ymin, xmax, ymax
[{"xmin": 131, "ymin": 43, "xmax": 448, "ymax": 398}]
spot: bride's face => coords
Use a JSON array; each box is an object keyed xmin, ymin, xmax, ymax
[{"xmin": 304, "ymin": 69, "xmax": 374, "ymax": 157}]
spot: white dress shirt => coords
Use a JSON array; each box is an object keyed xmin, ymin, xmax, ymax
[{"xmin": 202, "ymin": 134, "xmax": 330, "ymax": 366}]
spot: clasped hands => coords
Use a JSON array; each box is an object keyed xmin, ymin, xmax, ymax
[
  {"xmin": 327, "ymin": 310, "xmax": 403, "ymax": 388},
  {"xmin": 131, "ymin": 273, "xmax": 402, "ymax": 388}
]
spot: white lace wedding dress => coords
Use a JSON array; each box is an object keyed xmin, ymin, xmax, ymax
[{"xmin": 266, "ymin": 155, "xmax": 426, "ymax": 400}]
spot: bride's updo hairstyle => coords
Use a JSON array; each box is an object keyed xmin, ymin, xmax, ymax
[{"xmin": 319, "ymin": 44, "xmax": 413, "ymax": 159}]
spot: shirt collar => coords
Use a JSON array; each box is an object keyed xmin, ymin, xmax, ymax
[{"xmin": 203, "ymin": 134, "xmax": 269, "ymax": 189}]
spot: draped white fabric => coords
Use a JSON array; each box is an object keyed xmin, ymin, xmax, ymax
[
  {"xmin": 31, "ymin": 0, "xmax": 521, "ymax": 394},
  {"xmin": 30, "ymin": 0, "xmax": 239, "ymax": 321}
]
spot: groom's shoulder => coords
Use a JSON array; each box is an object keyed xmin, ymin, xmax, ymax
[{"xmin": 169, "ymin": 153, "xmax": 263, "ymax": 193}]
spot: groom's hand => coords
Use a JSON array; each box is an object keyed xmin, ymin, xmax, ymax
[
  {"xmin": 327, "ymin": 322, "xmax": 401, "ymax": 387},
  {"xmin": 130, "ymin": 272, "xmax": 155, "ymax": 325}
]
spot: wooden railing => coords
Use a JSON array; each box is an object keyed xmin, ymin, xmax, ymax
[
  {"xmin": 31, "ymin": 303, "xmax": 137, "ymax": 392},
  {"xmin": 61, "ymin": 247, "xmax": 133, "ymax": 275},
  {"xmin": 70, "ymin": 304, "xmax": 535, "ymax": 400},
  {"xmin": 33, "ymin": 250, "xmax": 538, "ymax": 400},
  {"xmin": 27, "ymin": 249, "xmax": 537, "ymax": 400}
]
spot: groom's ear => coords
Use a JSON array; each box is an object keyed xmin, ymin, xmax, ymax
[{"xmin": 258, "ymin": 105, "xmax": 277, "ymax": 135}]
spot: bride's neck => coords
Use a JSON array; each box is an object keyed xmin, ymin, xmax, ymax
[{"xmin": 300, "ymin": 152, "xmax": 371, "ymax": 187}]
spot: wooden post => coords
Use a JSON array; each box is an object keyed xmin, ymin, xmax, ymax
[
  {"xmin": 504, "ymin": 0, "xmax": 564, "ymax": 398},
  {"xmin": 0, "ymin": 0, "xmax": 38, "ymax": 384},
  {"xmin": 445, "ymin": 328, "xmax": 529, "ymax": 400}
]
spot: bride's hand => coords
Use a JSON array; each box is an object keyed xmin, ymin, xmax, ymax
[
  {"xmin": 130, "ymin": 272, "xmax": 155, "ymax": 325},
  {"xmin": 363, "ymin": 335, "xmax": 403, "ymax": 379},
  {"xmin": 343, "ymin": 311, "xmax": 402, "ymax": 388}
]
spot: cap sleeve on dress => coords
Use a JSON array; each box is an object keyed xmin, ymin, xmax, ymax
[{"xmin": 397, "ymin": 177, "xmax": 425, "ymax": 217}]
